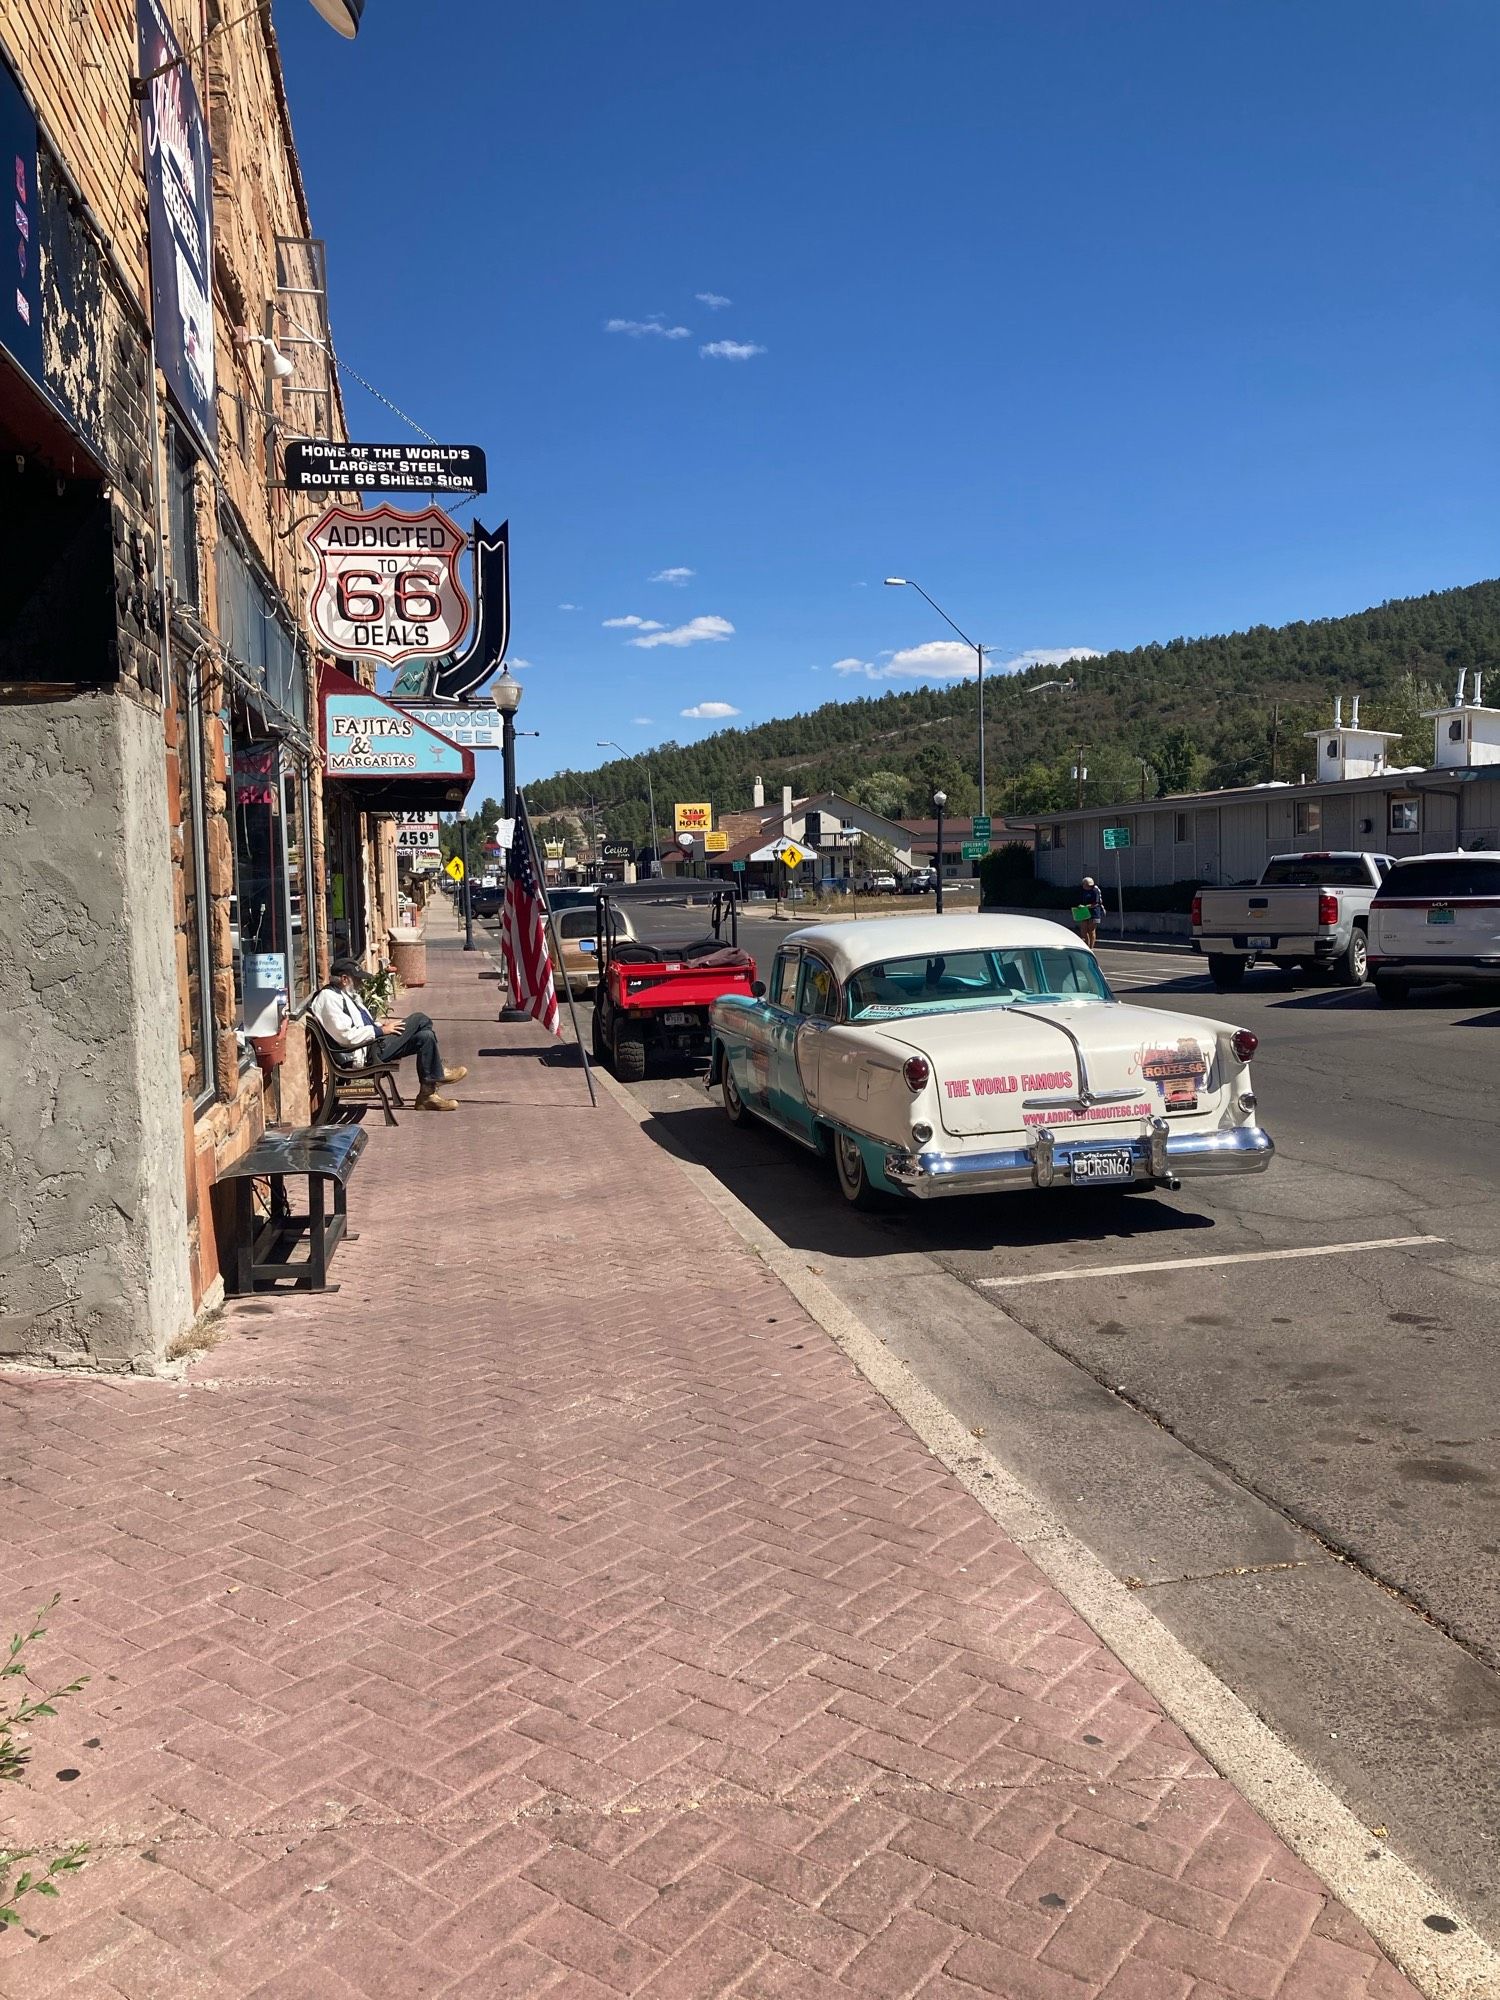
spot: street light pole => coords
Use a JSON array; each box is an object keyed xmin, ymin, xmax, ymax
[
  {"xmin": 932, "ymin": 790, "xmax": 947, "ymax": 915},
  {"xmin": 597, "ymin": 740, "xmax": 660, "ymax": 880},
  {"xmin": 886, "ymin": 579, "xmax": 988, "ymax": 817},
  {"xmin": 458, "ymin": 812, "xmax": 475, "ymax": 950},
  {"xmin": 491, "ymin": 667, "xmax": 529, "ymax": 1019}
]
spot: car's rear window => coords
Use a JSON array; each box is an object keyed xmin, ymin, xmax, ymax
[
  {"xmin": 1260, "ymin": 858, "xmax": 1373, "ymax": 886},
  {"xmin": 1377, "ymin": 858, "xmax": 1500, "ymax": 899}
]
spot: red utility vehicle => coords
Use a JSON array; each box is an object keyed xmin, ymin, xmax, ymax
[{"xmin": 590, "ymin": 886, "xmax": 757, "ymax": 1080}]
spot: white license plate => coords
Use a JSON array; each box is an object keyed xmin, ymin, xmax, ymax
[
  {"xmin": 663, "ymin": 1010, "xmax": 693, "ymax": 1026},
  {"xmin": 1246, "ymin": 935, "xmax": 1271, "ymax": 949},
  {"xmin": 1427, "ymin": 908, "xmax": 1456, "ymax": 926},
  {"xmin": 1071, "ymin": 1149, "xmax": 1135, "ymax": 1183}
]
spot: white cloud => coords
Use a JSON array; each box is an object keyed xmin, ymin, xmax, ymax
[
  {"xmin": 631, "ymin": 716, "xmax": 654, "ymax": 726},
  {"xmin": 557, "ymin": 602, "xmax": 577, "ymax": 611},
  {"xmin": 628, "ymin": 614, "xmax": 735, "ymax": 651},
  {"xmin": 649, "ymin": 566, "xmax": 695, "ymax": 586},
  {"xmin": 605, "ymin": 317, "xmax": 692, "ymax": 339},
  {"xmin": 831, "ymin": 642, "xmax": 1102, "ymax": 682},
  {"xmin": 507, "ymin": 657, "xmax": 533, "ymax": 670},
  {"xmin": 602, "ymin": 615, "xmax": 665, "ymax": 631},
  {"xmin": 681, "ymin": 701, "xmax": 740, "ymax": 720},
  {"xmin": 695, "ymin": 292, "xmax": 732, "ymax": 309},
  {"xmin": 700, "ymin": 340, "xmax": 765, "ymax": 361}
]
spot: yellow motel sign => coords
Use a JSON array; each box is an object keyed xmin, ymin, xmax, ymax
[{"xmin": 674, "ymin": 802, "xmax": 712, "ymax": 834}]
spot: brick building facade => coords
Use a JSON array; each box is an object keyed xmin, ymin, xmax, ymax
[{"xmin": 1, "ymin": 1, "xmax": 401, "ymax": 1366}]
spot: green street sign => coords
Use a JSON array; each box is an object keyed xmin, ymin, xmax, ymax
[
  {"xmin": 961, "ymin": 839, "xmax": 987, "ymax": 860},
  {"xmin": 970, "ymin": 814, "xmax": 992, "ymax": 841},
  {"xmin": 1102, "ymin": 825, "xmax": 1131, "ymax": 850},
  {"xmin": 731, "ymin": 860, "xmax": 746, "ymax": 873}
]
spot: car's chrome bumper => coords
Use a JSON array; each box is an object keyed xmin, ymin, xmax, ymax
[{"xmin": 883, "ymin": 1122, "xmax": 1275, "ymax": 1198}]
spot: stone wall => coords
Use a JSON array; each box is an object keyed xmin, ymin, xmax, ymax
[{"xmin": 0, "ymin": 696, "xmax": 192, "ymax": 1368}]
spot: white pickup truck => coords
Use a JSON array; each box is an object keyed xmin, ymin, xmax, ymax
[{"xmin": 1191, "ymin": 851, "xmax": 1395, "ymax": 990}]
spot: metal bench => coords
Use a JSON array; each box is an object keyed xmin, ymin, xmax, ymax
[
  {"xmin": 220, "ymin": 1124, "xmax": 367, "ymax": 1294},
  {"xmin": 306, "ymin": 1012, "xmax": 404, "ymax": 1126}
]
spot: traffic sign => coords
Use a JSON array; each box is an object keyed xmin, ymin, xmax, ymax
[
  {"xmin": 444, "ymin": 856, "xmax": 465, "ymax": 882},
  {"xmin": 970, "ymin": 814, "xmax": 992, "ymax": 841},
  {"xmin": 961, "ymin": 840, "xmax": 987, "ymax": 860},
  {"xmin": 775, "ymin": 841, "xmax": 808, "ymax": 867},
  {"xmin": 731, "ymin": 860, "xmax": 746, "ymax": 873},
  {"xmin": 1102, "ymin": 825, "xmax": 1131, "ymax": 850}
]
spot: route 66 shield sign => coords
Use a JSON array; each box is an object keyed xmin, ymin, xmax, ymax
[{"xmin": 305, "ymin": 503, "xmax": 472, "ymax": 666}]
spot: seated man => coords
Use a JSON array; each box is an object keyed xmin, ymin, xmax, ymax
[{"xmin": 311, "ymin": 958, "xmax": 467, "ymax": 1112}]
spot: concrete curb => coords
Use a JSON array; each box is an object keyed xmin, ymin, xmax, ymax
[{"xmin": 588, "ymin": 1054, "xmax": 1499, "ymax": 1999}]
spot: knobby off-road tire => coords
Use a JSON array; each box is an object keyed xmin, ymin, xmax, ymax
[{"xmin": 613, "ymin": 1024, "xmax": 647, "ymax": 1082}]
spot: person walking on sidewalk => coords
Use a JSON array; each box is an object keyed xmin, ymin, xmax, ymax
[
  {"xmin": 311, "ymin": 958, "xmax": 468, "ymax": 1111},
  {"xmin": 1077, "ymin": 875, "xmax": 1106, "ymax": 948}
]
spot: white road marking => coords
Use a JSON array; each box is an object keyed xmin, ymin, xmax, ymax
[{"xmin": 976, "ymin": 1235, "xmax": 1444, "ymax": 1289}]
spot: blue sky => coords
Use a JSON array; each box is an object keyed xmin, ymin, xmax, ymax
[{"xmin": 276, "ymin": 0, "xmax": 1498, "ymax": 798}]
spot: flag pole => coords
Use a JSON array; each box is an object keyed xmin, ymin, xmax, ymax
[{"xmin": 518, "ymin": 789, "xmax": 597, "ymax": 1107}]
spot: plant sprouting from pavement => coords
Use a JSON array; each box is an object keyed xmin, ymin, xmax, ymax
[{"xmin": 1, "ymin": 1597, "xmax": 89, "ymax": 1929}]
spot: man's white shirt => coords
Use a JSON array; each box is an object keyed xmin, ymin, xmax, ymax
[{"xmin": 311, "ymin": 986, "xmax": 379, "ymax": 1067}]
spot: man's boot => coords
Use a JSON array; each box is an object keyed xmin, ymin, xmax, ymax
[
  {"xmin": 415, "ymin": 1086, "xmax": 460, "ymax": 1112},
  {"xmin": 442, "ymin": 1065, "xmax": 469, "ymax": 1082}
]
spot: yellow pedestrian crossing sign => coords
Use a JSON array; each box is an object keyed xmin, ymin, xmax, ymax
[
  {"xmin": 775, "ymin": 841, "xmax": 808, "ymax": 868},
  {"xmin": 445, "ymin": 856, "xmax": 465, "ymax": 882}
]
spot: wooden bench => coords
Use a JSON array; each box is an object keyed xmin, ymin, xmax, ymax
[
  {"xmin": 220, "ymin": 1125, "xmax": 367, "ymax": 1294},
  {"xmin": 306, "ymin": 1012, "xmax": 405, "ymax": 1126}
]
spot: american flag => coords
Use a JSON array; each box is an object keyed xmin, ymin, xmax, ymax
[{"xmin": 503, "ymin": 803, "xmax": 560, "ymax": 1035}]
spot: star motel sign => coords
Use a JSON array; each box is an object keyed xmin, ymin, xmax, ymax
[{"xmin": 304, "ymin": 503, "xmax": 473, "ymax": 666}]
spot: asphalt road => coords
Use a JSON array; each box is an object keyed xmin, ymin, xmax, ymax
[{"xmin": 604, "ymin": 903, "xmax": 1500, "ymax": 1946}]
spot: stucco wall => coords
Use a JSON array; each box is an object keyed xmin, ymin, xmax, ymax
[{"xmin": 0, "ymin": 693, "xmax": 192, "ymax": 1368}]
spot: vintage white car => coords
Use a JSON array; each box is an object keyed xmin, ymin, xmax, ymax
[{"xmin": 708, "ymin": 914, "xmax": 1274, "ymax": 1206}]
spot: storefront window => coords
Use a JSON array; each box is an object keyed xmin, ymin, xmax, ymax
[
  {"xmin": 283, "ymin": 759, "xmax": 316, "ymax": 997},
  {"xmin": 229, "ymin": 713, "xmax": 292, "ymax": 1038},
  {"xmin": 166, "ymin": 425, "xmax": 200, "ymax": 608}
]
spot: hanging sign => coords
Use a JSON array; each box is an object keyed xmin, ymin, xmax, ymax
[
  {"xmin": 284, "ymin": 441, "xmax": 488, "ymax": 495},
  {"xmin": 674, "ymin": 803, "xmax": 712, "ymax": 833},
  {"xmin": 393, "ymin": 703, "xmax": 501, "ymax": 748},
  {"xmin": 305, "ymin": 503, "xmax": 472, "ymax": 665},
  {"xmin": 0, "ymin": 51, "xmax": 43, "ymax": 389},
  {"xmin": 137, "ymin": 0, "xmax": 216, "ymax": 451}
]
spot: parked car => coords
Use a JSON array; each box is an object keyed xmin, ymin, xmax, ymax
[
  {"xmin": 1191, "ymin": 851, "xmax": 1395, "ymax": 989},
  {"xmin": 469, "ymin": 880, "xmax": 505, "ymax": 919},
  {"xmin": 1368, "ymin": 851, "xmax": 1500, "ymax": 1003},
  {"xmin": 708, "ymin": 914, "xmax": 1272, "ymax": 1207},
  {"xmin": 548, "ymin": 901, "xmax": 636, "ymax": 997},
  {"xmin": 902, "ymin": 867, "xmax": 937, "ymax": 895},
  {"xmin": 862, "ymin": 871, "xmax": 899, "ymax": 895}
]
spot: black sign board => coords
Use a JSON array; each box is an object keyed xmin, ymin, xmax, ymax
[
  {"xmin": 0, "ymin": 50, "xmax": 43, "ymax": 390},
  {"xmin": 284, "ymin": 440, "xmax": 487, "ymax": 495},
  {"xmin": 601, "ymin": 842, "xmax": 633, "ymax": 861}
]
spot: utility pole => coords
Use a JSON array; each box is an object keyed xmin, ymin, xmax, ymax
[
  {"xmin": 1269, "ymin": 702, "xmax": 1280, "ymax": 784},
  {"xmin": 1074, "ymin": 745, "xmax": 1086, "ymax": 810}
]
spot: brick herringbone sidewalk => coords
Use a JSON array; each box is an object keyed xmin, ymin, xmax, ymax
[{"xmin": 0, "ymin": 919, "xmax": 1419, "ymax": 1999}]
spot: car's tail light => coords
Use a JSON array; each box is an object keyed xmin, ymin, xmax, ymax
[
  {"xmin": 902, "ymin": 1056, "xmax": 931, "ymax": 1090},
  {"xmin": 1191, "ymin": 893, "xmax": 1202, "ymax": 927},
  {"xmin": 1230, "ymin": 1030, "xmax": 1258, "ymax": 1063},
  {"xmin": 1318, "ymin": 893, "xmax": 1339, "ymax": 927}
]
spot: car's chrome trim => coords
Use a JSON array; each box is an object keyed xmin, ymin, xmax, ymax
[{"xmin": 884, "ymin": 1124, "xmax": 1274, "ymax": 1198}]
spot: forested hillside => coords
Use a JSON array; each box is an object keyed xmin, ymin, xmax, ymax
[{"xmin": 526, "ymin": 580, "xmax": 1500, "ymax": 848}]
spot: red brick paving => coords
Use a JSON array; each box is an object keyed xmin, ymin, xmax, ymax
[{"xmin": 0, "ymin": 918, "xmax": 1421, "ymax": 1997}]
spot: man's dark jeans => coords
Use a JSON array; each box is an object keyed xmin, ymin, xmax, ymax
[{"xmin": 374, "ymin": 1011, "xmax": 444, "ymax": 1087}]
